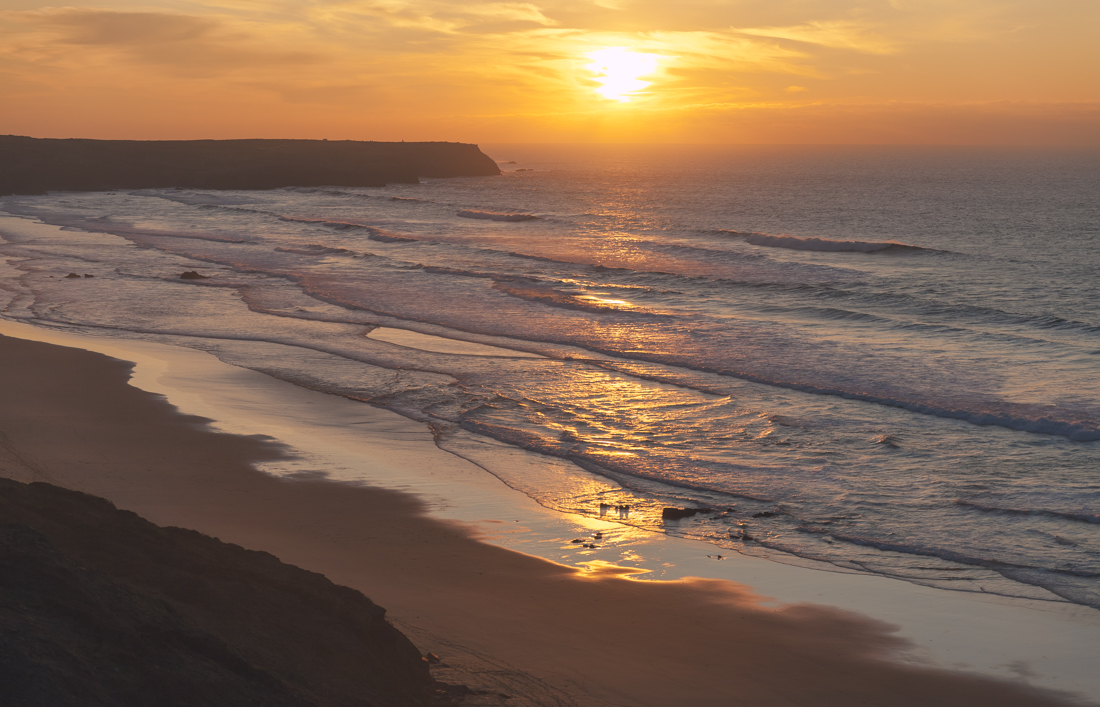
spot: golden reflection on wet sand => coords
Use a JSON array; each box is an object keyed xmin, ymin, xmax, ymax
[{"xmin": 575, "ymin": 560, "xmax": 653, "ymax": 578}]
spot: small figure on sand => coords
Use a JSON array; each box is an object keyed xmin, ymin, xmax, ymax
[{"xmin": 599, "ymin": 503, "xmax": 630, "ymax": 519}]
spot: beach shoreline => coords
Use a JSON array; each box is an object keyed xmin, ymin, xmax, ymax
[{"xmin": 0, "ymin": 320, "xmax": 1096, "ymax": 706}]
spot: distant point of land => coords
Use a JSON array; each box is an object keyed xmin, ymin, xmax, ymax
[{"xmin": 0, "ymin": 136, "xmax": 500, "ymax": 195}]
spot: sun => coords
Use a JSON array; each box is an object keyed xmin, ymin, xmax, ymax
[{"xmin": 586, "ymin": 47, "xmax": 660, "ymax": 102}]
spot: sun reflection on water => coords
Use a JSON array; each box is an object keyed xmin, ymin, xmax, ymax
[
  {"xmin": 575, "ymin": 560, "xmax": 652, "ymax": 578},
  {"xmin": 578, "ymin": 295, "xmax": 633, "ymax": 308}
]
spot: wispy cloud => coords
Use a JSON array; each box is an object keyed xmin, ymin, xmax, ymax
[
  {"xmin": 0, "ymin": 8, "xmax": 322, "ymax": 76},
  {"xmin": 734, "ymin": 21, "xmax": 898, "ymax": 55}
]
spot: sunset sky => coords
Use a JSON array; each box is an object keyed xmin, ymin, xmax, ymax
[{"xmin": 2, "ymin": 0, "xmax": 1098, "ymax": 143}]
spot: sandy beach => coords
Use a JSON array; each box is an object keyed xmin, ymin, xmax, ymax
[{"xmin": 0, "ymin": 325, "xmax": 1094, "ymax": 706}]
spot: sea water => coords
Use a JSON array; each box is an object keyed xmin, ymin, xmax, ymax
[{"xmin": 1, "ymin": 144, "xmax": 1097, "ymax": 611}]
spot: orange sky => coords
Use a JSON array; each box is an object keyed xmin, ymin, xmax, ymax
[{"xmin": 1, "ymin": 0, "xmax": 1098, "ymax": 144}]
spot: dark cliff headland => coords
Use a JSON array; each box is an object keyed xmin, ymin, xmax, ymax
[
  {"xmin": 0, "ymin": 478, "xmax": 451, "ymax": 707},
  {"xmin": 0, "ymin": 136, "xmax": 500, "ymax": 195}
]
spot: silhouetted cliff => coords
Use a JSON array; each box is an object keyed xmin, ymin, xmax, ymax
[
  {"xmin": 0, "ymin": 478, "xmax": 446, "ymax": 707},
  {"xmin": 0, "ymin": 136, "xmax": 500, "ymax": 195}
]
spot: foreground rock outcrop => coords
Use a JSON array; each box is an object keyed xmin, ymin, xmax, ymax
[
  {"xmin": 0, "ymin": 478, "xmax": 442, "ymax": 707},
  {"xmin": 0, "ymin": 136, "xmax": 500, "ymax": 195}
]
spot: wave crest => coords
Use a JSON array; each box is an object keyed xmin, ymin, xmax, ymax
[
  {"xmin": 274, "ymin": 245, "xmax": 353, "ymax": 256},
  {"xmin": 458, "ymin": 210, "xmax": 538, "ymax": 222},
  {"xmin": 745, "ymin": 233, "xmax": 925, "ymax": 253}
]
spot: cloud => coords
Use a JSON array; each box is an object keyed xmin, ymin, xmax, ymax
[
  {"xmin": 463, "ymin": 3, "xmax": 556, "ymax": 25},
  {"xmin": 43, "ymin": 9, "xmax": 216, "ymax": 46},
  {"xmin": 734, "ymin": 21, "xmax": 899, "ymax": 55},
  {"xmin": 313, "ymin": 0, "xmax": 556, "ymax": 38},
  {"xmin": 0, "ymin": 8, "xmax": 323, "ymax": 76}
]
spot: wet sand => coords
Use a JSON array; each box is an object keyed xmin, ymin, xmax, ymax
[{"xmin": 0, "ymin": 330, "xmax": 1087, "ymax": 706}]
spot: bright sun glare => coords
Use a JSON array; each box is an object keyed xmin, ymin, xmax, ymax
[{"xmin": 586, "ymin": 48, "xmax": 660, "ymax": 102}]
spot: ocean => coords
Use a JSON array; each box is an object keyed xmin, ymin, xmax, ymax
[{"xmin": 2, "ymin": 144, "xmax": 1097, "ymax": 611}]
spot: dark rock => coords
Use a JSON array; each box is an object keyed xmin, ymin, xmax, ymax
[
  {"xmin": 752, "ymin": 511, "xmax": 779, "ymax": 519},
  {"xmin": 64, "ymin": 273, "xmax": 81, "ymax": 279},
  {"xmin": 661, "ymin": 507, "xmax": 712, "ymax": 520},
  {"xmin": 179, "ymin": 271, "xmax": 208, "ymax": 280},
  {"xmin": 83, "ymin": 274, "xmax": 94, "ymax": 278},
  {"xmin": 730, "ymin": 528, "xmax": 754, "ymax": 541}
]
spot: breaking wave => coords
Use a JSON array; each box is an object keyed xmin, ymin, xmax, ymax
[
  {"xmin": 744, "ymin": 233, "xmax": 928, "ymax": 253},
  {"xmin": 274, "ymin": 245, "xmax": 354, "ymax": 256},
  {"xmin": 458, "ymin": 210, "xmax": 538, "ymax": 222},
  {"xmin": 955, "ymin": 500, "xmax": 1100, "ymax": 525}
]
